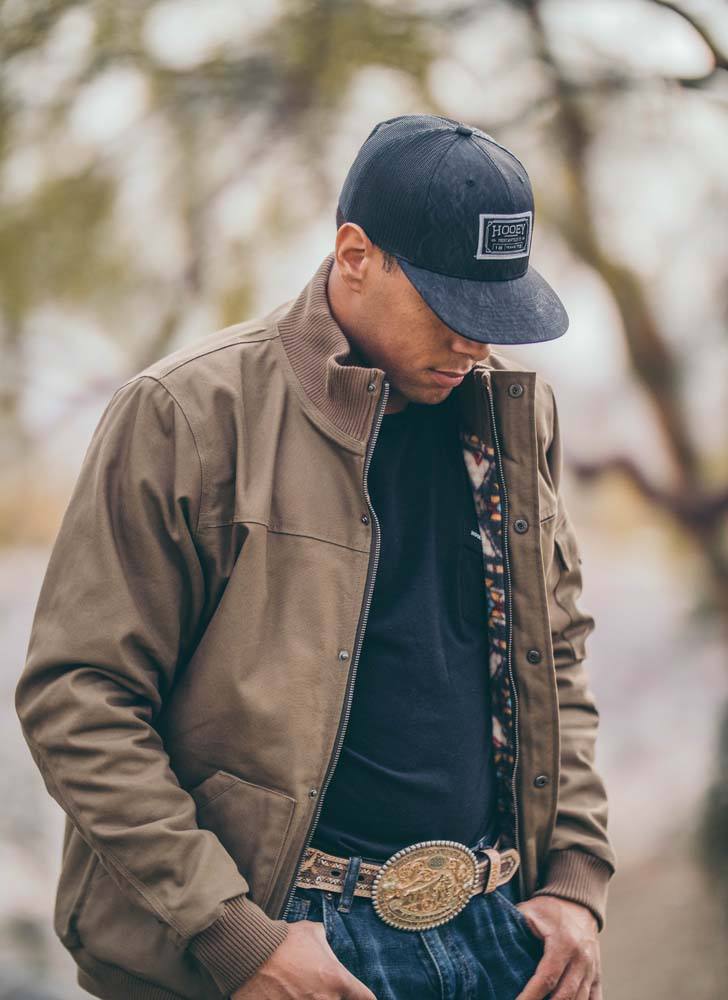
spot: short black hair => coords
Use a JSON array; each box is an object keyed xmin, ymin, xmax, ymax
[{"xmin": 335, "ymin": 205, "xmax": 399, "ymax": 273}]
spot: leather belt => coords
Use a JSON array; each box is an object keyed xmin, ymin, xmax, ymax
[{"xmin": 295, "ymin": 837, "xmax": 520, "ymax": 931}]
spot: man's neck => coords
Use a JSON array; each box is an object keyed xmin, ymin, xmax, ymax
[
  {"xmin": 326, "ymin": 260, "xmax": 407, "ymax": 414},
  {"xmin": 385, "ymin": 392, "xmax": 409, "ymax": 414}
]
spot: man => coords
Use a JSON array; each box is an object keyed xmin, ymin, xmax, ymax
[{"xmin": 15, "ymin": 115, "xmax": 615, "ymax": 1000}]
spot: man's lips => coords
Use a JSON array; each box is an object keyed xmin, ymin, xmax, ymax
[{"xmin": 429, "ymin": 367, "xmax": 471, "ymax": 387}]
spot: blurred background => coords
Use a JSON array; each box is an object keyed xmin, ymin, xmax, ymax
[{"xmin": 1, "ymin": 0, "xmax": 727, "ymax": 997}]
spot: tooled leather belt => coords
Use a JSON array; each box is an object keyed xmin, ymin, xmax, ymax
[{"xmin": 294, "ymin": 837, "xmax": 521, "ymax": 931}]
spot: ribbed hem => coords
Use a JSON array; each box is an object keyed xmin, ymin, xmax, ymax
[
  {"xmin": 276, "ymin": 253, "xmax": 383, "ymax": 442},
  {"xmin": 531, "ymin": 848, "xmax": 614, "ymax": 932},
  {"xmin": 188, "ymin": 892, "xmax": 290, "ymax": 995},
  {"xmin": 77, "ymin": 965, "xmax": 185, "ymax": 1000}
]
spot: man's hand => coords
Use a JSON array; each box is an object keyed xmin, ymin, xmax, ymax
[
  {"xmin": 514, "ymin": 896, "xmax": 602, "ymax": 1000},
  {"xmin": 231, "ymin": 919, "xmax": 376, "ymax": 999}
]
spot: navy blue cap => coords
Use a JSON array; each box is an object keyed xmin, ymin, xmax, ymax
[{"xmin": 337, "ymin": 113, "xmax": 569, "ymax": 345}]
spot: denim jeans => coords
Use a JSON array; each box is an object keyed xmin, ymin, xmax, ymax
[{"xmin": 284, "ymin": 823, "xmax": 544, "ymax": 1000}]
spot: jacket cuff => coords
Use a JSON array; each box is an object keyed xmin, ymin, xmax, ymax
[
  {"xmin": 530, "ymin": 848, "xmax": 614, "ymax": 932},
  {"xmin": 188, "ymin": 893, "xmax": 290, "ymax": 995}
]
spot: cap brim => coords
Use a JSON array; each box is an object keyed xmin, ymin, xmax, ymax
[{"xmin": 396, "ymin": 257, "xmax": 569, "ymax": 345}]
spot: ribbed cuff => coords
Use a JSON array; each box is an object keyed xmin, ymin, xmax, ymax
[
  {"xmin": 188, "ymin": 893, "xmax": 290, "ymax": 995},
  {"xmin": 530, "ymin": 848, "xmax": 614, "ymax": 932}
]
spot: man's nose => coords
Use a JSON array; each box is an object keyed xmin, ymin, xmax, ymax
[{"xmin": 450, "ymin": 332, "xmax": 491, "ymax": 361}]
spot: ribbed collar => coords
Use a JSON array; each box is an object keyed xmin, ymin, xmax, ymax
[
  {"xmin": 276, "ymin": 252, "xmax": 506, "ymax": 444},
  {"xmin": 276, "ymin": 253, "xmax": 384, "ymax": 442}
]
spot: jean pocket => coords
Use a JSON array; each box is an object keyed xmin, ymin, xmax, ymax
[{"xmin": 494, "ymin": 889, "xmax": 541, "ymax": 945}]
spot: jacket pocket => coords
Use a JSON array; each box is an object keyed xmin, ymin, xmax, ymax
[
  {"xmin": 538, "ymin": 510, "xmax": 557, "ymax": 584},
  {"xmin": 551, "ymin": 528, "xmax": 577, "ymax": 634},
  {"xmin": 189, "ymin": 769, "xmax": 297, "ymax": 911},
  {"xmin": 68, "ymin": 772, "xmax": 296, "ymax": 997},
  {"xmin": 550, "ymin": 519, "xmax": 594, "ymax": 663},
  {"xmin": 537, "ymin": 465, "xmax": 558, "ymax": 524},
  {"xmin": 555, "ymin": 528, "xmax": 582, "ymax": 569}
]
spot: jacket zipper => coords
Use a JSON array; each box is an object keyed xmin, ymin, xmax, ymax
[
  {"xmin": 280, "ymin": 378, "xmax": 391, "ymax": 919},
  {"xmin": 483, "ymin": 374, "xmax": 523, "ymax": 896}
]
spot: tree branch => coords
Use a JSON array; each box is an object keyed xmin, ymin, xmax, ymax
[{"xmin": 569, "ymin": 453, "xmax": 728, "ymax": 527}]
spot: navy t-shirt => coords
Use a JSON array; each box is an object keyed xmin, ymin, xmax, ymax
[{"xmin": 311, "ymin": 392, "xmax": 497, "ymax": 861}]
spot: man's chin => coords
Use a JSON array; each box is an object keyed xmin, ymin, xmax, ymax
[
  {"xmin": 386, "ymin": 376, "xmax": 455, "ymax": 409},
  {"xmin": 416, "ymin": 383, "xmax": 454, "ymax": 404}
]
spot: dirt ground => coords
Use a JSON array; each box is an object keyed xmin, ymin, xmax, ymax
[{"xmin": 600, "ymin": 827, "xmax": 728, "ymax": 1000}]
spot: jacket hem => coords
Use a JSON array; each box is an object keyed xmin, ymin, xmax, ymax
[
  {"xmin": 76, "ymin": 960, "xmax": 189, "ymax": 1000},
  {"xmin": 531, "ymin": 847, "xmax": 615, "ymax": 932}
]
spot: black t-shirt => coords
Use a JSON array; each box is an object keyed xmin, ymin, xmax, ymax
[{"xmin": 311, "ymin": 392, "xmax": 497, "ymax": 861}]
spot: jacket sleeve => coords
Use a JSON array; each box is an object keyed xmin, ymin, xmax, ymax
[
  {"xmin": 14, "ymin": 375, "xmax": 288, "ymax": 994},
  {"xmin": 530, "ymin": 383, "xmax": 617, "ymax": 931}
]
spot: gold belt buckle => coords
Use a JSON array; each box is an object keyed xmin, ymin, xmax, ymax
[{"xmin": 371, "ymin": 839, "xmax": 479, "ymax": 931}]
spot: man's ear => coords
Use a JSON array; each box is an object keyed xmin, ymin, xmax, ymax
[{"xmin": 334, "ymin": 223, "xmax": 376, "ymax": 294}]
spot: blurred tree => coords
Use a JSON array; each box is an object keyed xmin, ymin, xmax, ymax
[
  {"xmin": 514, "ymin": 0, "xmax": 728, "ymax": 914},
  {"xmin": 0, "ymin": 0, "xmax": 727, "ymax": 912}
]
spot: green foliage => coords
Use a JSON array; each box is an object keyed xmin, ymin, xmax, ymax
[
  {"xmin": 266, "ymin": 0, "xmax": 434, "ymax": 109},
  {"xmin": 0, "ymin": 169, "xmax": 125, "ymax": 325},
  {"xmin": 0, "ymin": 0, "xmax": 83, "ymax": 61},
  {"xmin": 0, "ymin": 0, "xmax": 436, "ymax": 340},
  {"xmin": 218, "ymin": 278, "xmax": 255, "ymax": 330}
]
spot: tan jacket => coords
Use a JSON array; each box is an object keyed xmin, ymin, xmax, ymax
[{"xmin": 15, "ymin": 253, "xmax": 616, "ymax": 1000}]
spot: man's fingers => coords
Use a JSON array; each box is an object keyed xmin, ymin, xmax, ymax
[
  {"xmin": 511, "ymin": 896, "xmax": 602, "ymax": 1000},
  {"xmin": 589, "ymin": 972, "xmax": 604, "ymax": 999},
  {"xmin": 334, "ymin": 950, "xmax": 376, "ymax": 1000},
  {"xmin": 574, "ymin": 970, "xmax": 594, "ymax": 1000},
  {"xmin": 550, "ymin": 958, "xmax": 596, "ymax": 1000},
  {"xmin": 341, "ymin": 968, "xmax": 377, "ymax": 1000},
  {"xmin": 550, "ymin": 971, "xmax": 584, "ymax": 1000},
  {"xmin": 515, "ymin": 948, "xmax": 569, "ymax": 1000},
  {"xmin": 580, "ymin": 975, "xmax": 595, "ymax": 1000}
]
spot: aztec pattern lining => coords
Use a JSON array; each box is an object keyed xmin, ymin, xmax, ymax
[{"xmin": 460, "ymin": 430, "xmax": 517, "ymax": 850}]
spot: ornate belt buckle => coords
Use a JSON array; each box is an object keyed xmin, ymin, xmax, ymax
[{"xmin": 371, "ymin": 839, "xmax": 478, "ymax": 931}]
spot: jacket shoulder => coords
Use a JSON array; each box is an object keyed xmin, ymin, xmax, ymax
[
  {"xmin": 129, "ymin": 314, "xmax": 279, "ymax": 385},
  {"xmin": 484, "ymin": 348, "xmax": 555, "ymax": 442}
]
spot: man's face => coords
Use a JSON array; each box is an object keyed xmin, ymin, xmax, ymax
[{"xmin": 356, "ymin": 251, "xmax": 492, "ymax": 413}]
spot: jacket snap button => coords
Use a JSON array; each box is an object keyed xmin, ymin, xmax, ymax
[
  {"xmin": 508, "ymin": 383, "xmax": 524, "ymax": 398},
  {"xmin": 308, "ymin": 787, "xmax": 318, "ymax": 798},
  {"xmin": 514, "ymin": 518, "xmax": 529, "ymax": 533},
  {"xmin": 361, "ymin": 514, "xmax": 370, "ymax": 525},
  {"xmin": 534, "ymin": 774, "xmax": 550, "ymax": 788},
  {"xmin": 526, "ymin": 648, "xmax": 542, "ymax": 664},
  {"xmin": 367, "ymin": 382, "xmax": 377, "ymax": 392},
  {"xmin": 338, "ymin": 649, "xmax": 350, "ymax": 661}
]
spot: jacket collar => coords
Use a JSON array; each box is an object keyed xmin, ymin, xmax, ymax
[
  {"xmin": 276, "ymin": 253, "xmax": 384, "ymax": 442},
  {"xmin": 276, "ymin": 252, "xmax": 525, "ymax": 444}
]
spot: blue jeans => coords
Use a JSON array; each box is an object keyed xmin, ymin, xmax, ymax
[{"xmin": 284, "ymin": 824, "xmax": 544, "ymax": 999}]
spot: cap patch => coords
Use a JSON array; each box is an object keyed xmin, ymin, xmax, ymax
[{"xmin": 475, "ymin": 211, "xmax": 532, "ymax": 260}]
